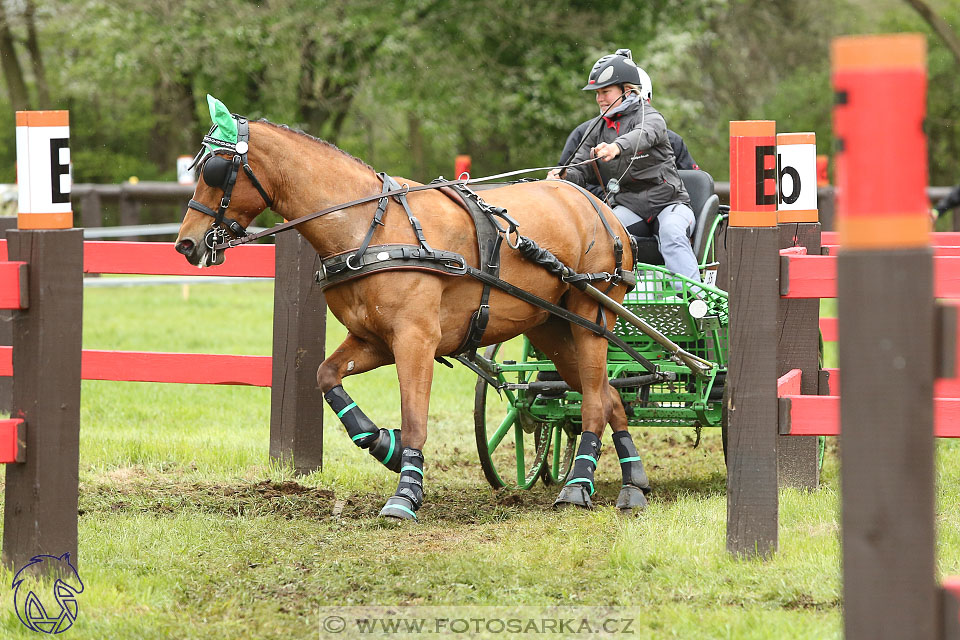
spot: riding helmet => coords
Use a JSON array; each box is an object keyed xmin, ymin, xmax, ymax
[{"xmin": 582, "ymin": 48, "xmax": 643, "ymax": 90}]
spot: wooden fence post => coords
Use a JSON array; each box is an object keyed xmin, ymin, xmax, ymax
[
  {"xmin": 2, "ymin": 229, "xmax": 83, "ymax": 571},
  {"xmin": 776, "ymin": 132, "xmax": 821, "ymax": 489},
  {"xmin": 269, "ymin": 232, "xmax": 326, "ymax": 474},
  {"xmin": 79, "ymin": 187, "xmax": 102, "ymax": 229},
  {"xmin": 776, "ymin": 222, "xmax": 821, "ymax": 489},
  {"xmin": 833, "ymin": 34, "xmax": 936, "ymax": 640},
  {"xmin": 726, "ymin": 120, "xmax": 779, "ymax": 558}
]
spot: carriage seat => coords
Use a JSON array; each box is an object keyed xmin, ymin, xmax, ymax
[{"xmin": 632, "ymin": 169, "xmax": 721, "ymax": 267}]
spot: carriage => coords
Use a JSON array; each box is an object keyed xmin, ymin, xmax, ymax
[
  {"xmin": 471, "ymin": 170, "xmax": 731, "ymax": 489},
  {"xmin": 176, "ymin": 102, "xmax": 745, "ymax": 518}
]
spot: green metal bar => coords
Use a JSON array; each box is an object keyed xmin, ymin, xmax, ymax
[
  {"xmin": 488, "ymin": 407, "xmax": 517, "ymax": 454},
  {"xmin": 514, "ymin": 422, "xmax": 526, "ymax": 485},
  {"xmin": 552, "ymin": 425, "xmax": 561, "ymax": 477}
]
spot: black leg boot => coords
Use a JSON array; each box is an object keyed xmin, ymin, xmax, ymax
[
  {"xmin": 324, "ymin": 385, "xmax": 402, "ymax": 472},
  {"xmin": 553, "ymin": 432, "xmax": 601, "ymax": 509},
  {"xmin": 612, "ymin": 430, "xmax": 651, "ymax": 512},
  {"xmin": 379, "ymin": 448, "xmax": 424, "ymax": 521}
]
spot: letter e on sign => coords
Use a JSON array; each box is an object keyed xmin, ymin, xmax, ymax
[
  {"xmin": 776, "ymin": 132, "xmax": 818, "ymax": 223},
  {"xmin": 15, "ymin": 111, "xmax": 73, "ymax": 229}
]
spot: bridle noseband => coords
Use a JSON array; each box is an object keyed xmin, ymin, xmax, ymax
[{"xmin": 187, "ymin": 115, "xmax": 275, "ymax": 260}]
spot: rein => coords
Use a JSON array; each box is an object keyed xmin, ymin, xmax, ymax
[{"xmin": 208, "ymin": 159, "xmax": 599, "ymax": 252}]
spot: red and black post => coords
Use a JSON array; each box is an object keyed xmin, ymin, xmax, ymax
[{"xmin": 833, "ymin": 34, "xmax": 936, "ymax": 640}]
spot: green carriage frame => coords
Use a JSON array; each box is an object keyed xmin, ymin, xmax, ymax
[{"xmin": 473, "ymin": 212, "xmax": 731, "ymax": 490}]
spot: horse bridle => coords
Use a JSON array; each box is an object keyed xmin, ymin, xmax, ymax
[{"xmin": 187, "ymin": 115, "xmax": 275, "ymax": 261}]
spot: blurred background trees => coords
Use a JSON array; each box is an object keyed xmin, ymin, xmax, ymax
[{"xmin": 0, "ymin": 0, "xmax": 956, "ymax": 186}]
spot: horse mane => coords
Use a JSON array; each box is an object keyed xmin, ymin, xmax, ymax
[{"xmin": 254, "ymin": 118, "xmax": 374, "ymax": 172}]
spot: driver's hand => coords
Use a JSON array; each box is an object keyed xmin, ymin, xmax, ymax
[
  {"xmin": 593, "ymin": 142, "xmax": 621, "ymax": 162},
  {"xmin": 547, "ymin": 169, "xmax": 562, "ymax": 180}
]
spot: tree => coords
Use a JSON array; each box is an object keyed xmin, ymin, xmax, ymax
[
  {"xmin": 904, "ymin": 0, "xmax": 960, "ymax": 68},
  {"xmin": 0, "ymin": 1, "xmax": 30, "ymax": 111}
]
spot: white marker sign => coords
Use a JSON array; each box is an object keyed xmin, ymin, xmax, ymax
[
  {"xmin": 776, "ymin": 132, "xmax": 818, "ymax": 223},
  {"xmin": 15, "ymin": 110, "xmax": 72, "ymax": 229}
]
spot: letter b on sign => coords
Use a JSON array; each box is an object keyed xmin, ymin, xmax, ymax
[
  {"xmin": 776, "ymin": 132, "xmax": 818, "ymax": 223},
  {"xmin": 15, "ymin": 111, "xmax": 73, "ymax": 229}
]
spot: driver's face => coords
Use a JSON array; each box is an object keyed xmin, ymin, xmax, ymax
[{"xmin": 596, "ymin": 85, "xmax": 624, "ymax": 112}]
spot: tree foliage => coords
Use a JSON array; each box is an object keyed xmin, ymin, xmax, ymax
[{"xmin": 0, "ymin": 0, "xmax": 956, "ymax": 188}]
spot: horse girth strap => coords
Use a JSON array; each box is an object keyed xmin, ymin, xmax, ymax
[
  {"xmin": 315, "ymin": 244, "xmax": 468, "ymax": 292},
  {"xmin": 443, "ymin": 183, "xmax": 505, "ymax": 357}
]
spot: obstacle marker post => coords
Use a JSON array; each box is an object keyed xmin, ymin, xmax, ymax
[
  {"xmin": 776, "ymin": 132, "xmax": 822, "ymax": 489},
  {"xmin": 832, "ymin": 34, "xmax": 936, "ymax": 640},
  {"xmin": 726, "ymin": 120, "xmax": 780, "ymax": 558}
]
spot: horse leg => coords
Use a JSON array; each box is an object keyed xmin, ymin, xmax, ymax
[
  {"xmin": 317, "ymin": 333, "xmax": 404, "ymax": 472},
  {"xmin": 542, "ymin": 300, "xmax": 623, "ymax": 509},
  {"xmin": 378, "ymin": 324, "xmax": 441, "ymax": 521},
  {"xmin": 609, "ymin": 382, "xmax": 650, "ymax": 512},
  {"xmin": 528, "ymin": 315, "xmax": 651, "ymax": 511}
]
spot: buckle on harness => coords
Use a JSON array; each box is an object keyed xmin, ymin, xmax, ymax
[{"xmin": 346, "ymin": 253, "xmax": 363, "ymax": 271}]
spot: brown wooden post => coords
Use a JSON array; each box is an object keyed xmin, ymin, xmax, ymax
[
  {"xmin": 269, "ymin": 232, "xmax": 326, "ymax": 474},
  {"xmin": 2, "ymin": 229, "xmax": 83, "ymax": 571},
  {"xmin": 118, "ymin": 185, "xmax": 140, "ymax": 241},
  {"xmin": 79, "ymin": 186, "xmax": 102, "ymax": 229},
  {"xmin": 776, "ymin": 132, "xmax": 821, "ymax": 489},
  {"xmin": 833, "ymin": 34, "xmax": 937, "ymax": 640},
  {"xmin": 726, "ymin": 120, "xmax": 779, "ymax": 558}
]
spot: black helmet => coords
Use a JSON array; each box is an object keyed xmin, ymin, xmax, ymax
[{"xmin": 582, "ymin": 48, "xmax": 642, "ymax": 90}]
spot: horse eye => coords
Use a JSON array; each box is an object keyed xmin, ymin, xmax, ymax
[{"xmin": 202, "ymin": 155, "xmax": 230, "ymax": 187}]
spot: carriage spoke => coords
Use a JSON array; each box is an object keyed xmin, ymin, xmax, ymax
[{"xmin": 488, "ymin": 407, "xmax": 517, "ymax": 454}]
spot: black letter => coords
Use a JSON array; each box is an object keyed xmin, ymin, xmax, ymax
[
  {"xmin": 50, "ymin": 138, "xmax": 70, "ymax": 204},
  {"xmin": 778, "ymin": 154, "xmax": 802, "ymax": 205},
  {"xmin": 755, "ymin": 145, "xmax": 777, "ymax": 206}
]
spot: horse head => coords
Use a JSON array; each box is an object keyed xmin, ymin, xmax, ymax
[{"xmin": 175, "ymin": 95, "xmax": 275, "ymax": 267}]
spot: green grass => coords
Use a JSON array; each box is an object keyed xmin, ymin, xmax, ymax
[{"xmin": 0, "ymin": 282, "xmax": 955, "ymax": 638}]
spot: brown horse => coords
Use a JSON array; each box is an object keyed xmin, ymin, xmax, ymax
[{"xmin": 176, "ymin": 117, "xmax": 653, "ymax": 519}]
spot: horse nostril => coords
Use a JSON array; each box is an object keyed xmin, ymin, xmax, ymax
[{"xmin": 175, "ymin": 239, "xmax": 194, "ymax": 256}]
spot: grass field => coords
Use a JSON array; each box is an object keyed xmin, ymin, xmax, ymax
[{"xmin": 0, "ymin": 281, "xmax": 957, "ymax": 638}]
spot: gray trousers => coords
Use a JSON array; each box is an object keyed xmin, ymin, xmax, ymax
[{"xmin": 612, "ymin": 203, "xmax": 701, "ymax": 283}]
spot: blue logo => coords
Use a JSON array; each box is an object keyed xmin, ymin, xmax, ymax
[{"xmin": 12, "ymin": 553, "xmax": 84, "ymax": 634}]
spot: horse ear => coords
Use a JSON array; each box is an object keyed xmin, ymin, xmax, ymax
[{"xmin": 206, "ymin": 94, "xmax": 237, "ymax": 144}]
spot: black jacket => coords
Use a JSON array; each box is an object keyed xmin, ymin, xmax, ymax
[
  {"xmin": 559, "ymin": 119, "xmax": 699, "ymax": 173},
  {"xmin": 563, "ymin": 99, "xmax": 690, "ymax": 220}
]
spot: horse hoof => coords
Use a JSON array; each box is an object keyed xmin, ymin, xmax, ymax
[
  {"xmin": 616, "ymin": 485, "xmax": 648, "ymax": 513},
  {"xmin": 379, "ymin": 495, "xmax": 418, "ymax": 521},
  {"xmin": 553, "ymin": 484, "xmax": 592, "ymax": 510}
]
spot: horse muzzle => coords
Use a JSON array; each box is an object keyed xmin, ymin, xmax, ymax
[{"xmin": 175, "ymin": 231, "xmax": 225, "ymax": 267}]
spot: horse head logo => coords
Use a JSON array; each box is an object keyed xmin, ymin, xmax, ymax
[{"xmin": 12, "ymin": 553, "xmax": 84, "ymax": 634}]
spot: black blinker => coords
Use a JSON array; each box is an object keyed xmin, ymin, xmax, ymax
[{"xmin": 202, "ymin": 155, "xmax": 231, "ymax": 188}]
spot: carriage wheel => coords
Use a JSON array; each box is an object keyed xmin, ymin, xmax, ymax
[
  {"xmin": 474, "ymin": 343, "xmax": 553, "ymax": 490},
  {"xmin": 539, "ymin": 420, "xmax": 578, "ymax": 486}
]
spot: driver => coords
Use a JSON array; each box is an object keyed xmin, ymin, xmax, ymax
[{"xmin": 549, "ymin": 49, "xmax": 701, "ymax": 282}]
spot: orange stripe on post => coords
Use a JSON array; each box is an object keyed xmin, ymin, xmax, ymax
[
  {"xmin": 730, "ymin": 121, "xmax": 775, "ymax": 137},
  {"xmin": 15, "ymin": 110, "xmax": 69, "ymax": 127},
  {"xmin": 837, "ymin": 215, "xmax": 930, "ymax": 249},
  {"xmin": 778, "ymin": 209, "xmax": 819, "ymax": 223},
  {"xmin": 18, "ymin": 212, "xmax": 73, "ymax": 229},
  {"xmin": 729, "ymin": 210, "xmax": 778, "ymax": 227},
  {"xmin": 832, "ymin": 34, "xmax": 926, "ymax": 71},
  {"xmin": 776, "ymin": 132, "xmax": 816, "ymax": 145}
]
